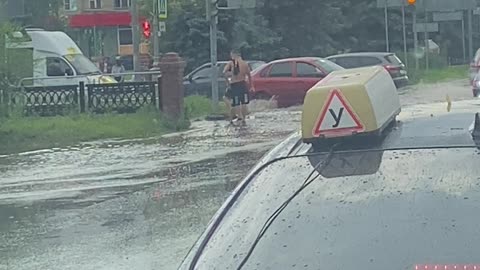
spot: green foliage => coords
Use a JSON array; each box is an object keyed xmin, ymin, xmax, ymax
[
  {"xmin": 143, "ymin": 0, "xmax": 474, "ymax": 72},
  {"xmin": 0, "ymin": 95, "xmax": 228, "ymax": 154},
  {"xmin": 410, "ymin": 65, "xmax": 468, "ymax": 84},
  {"xmin": 0, "ymin": 110, "xmax": 191, "ymax": 154},
  {"xmin": 24, "ymin": 0, "xmax": 67, "ymax": 30},
  {"xmin": 184, "ymin": 95, "xmax": 226, "ymax": 119}
]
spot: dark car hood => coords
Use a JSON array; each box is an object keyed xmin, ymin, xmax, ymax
[{"xmin": 179, "ymin": 99, "xmax": 480, "ymax": 270}]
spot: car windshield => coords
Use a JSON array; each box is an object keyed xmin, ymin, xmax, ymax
[
  {"xmin": 191, "ymin": 147, "xmax": 480, "ymax": 270},
  {"xmin": 315, "ymin": 58, "xmax": 344, "ymax": 73},
  {"xmin": 65, "ymin": 54, "xmax": 101, "ymax": 75}
]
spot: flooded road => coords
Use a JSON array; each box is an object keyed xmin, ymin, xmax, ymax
[
  {"xmin": 0, "ymin": 106, "xmax": 300, "ymax": 270},
  {"xmin": 0, "ymin": 80, "xmax": 473, "ymax": 270}
]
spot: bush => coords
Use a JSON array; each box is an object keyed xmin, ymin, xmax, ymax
[
  {"xmin": 396, "ymin": 51, "xmax": 448, "ymax": 71},
  {"xmin": 184, "ymin": 95, "xmax": 226, "ymax": 119}
]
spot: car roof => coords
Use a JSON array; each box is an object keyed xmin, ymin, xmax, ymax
[
  {"xmin": 291, "ymin": 115, "xmax": 473, "ymax": 159},
  {"xmin": 326, "ymin": 52, "xmax": 394, "ymax": 59},
  {"xmin": 269, "ymin": 57, "xmax": 322, "ymax": 64},
  {"xmin": 179, "ymin": 100, "xmax": 480, "ymax": 269},
  {"xmin": 186, "ymin": 60, "xmax": 265, "ymax": 76},
  {"xmin": 248, "ymin": 99, "xmax": 480, "ymax": 176},
  {"xmin": 204, "ymin": 60, "xmax": 265, "ymax": 65}
]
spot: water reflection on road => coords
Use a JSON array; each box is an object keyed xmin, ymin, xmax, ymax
[{"xmin": 0, "ymin": 108, "xmax": 300, "ymax": 270}]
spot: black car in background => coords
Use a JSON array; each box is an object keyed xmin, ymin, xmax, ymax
[
  {"xmin": 326, "ymin": 52, "xmax": 409, "ymax": 88},
  {"xmin": 183, "ymin": 60, "xmax": 266, "ymax": 97}
]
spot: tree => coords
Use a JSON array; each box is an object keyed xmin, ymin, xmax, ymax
[
  {"xmin": 23, "ymin": 0, "xmax": 66, "ymax": 30},
  {"xmin": 259, "ymin": 0, "xmax": 346, "ymax": 57}
]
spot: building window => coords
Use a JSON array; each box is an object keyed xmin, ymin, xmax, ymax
[
  {"xmin": 114, "ymin": 0, "xmax": 131, "ymax": 8},
  {"xmin": 118, "ymin": 27, "xmax": 133, "ymax": 45},
  {"xmin": 64, "ymin": 0, "xmax": 78, "ymax": 11},
  {"xmin": 89, "ymin": 0, "xmax": 101, "ymax": 9}
]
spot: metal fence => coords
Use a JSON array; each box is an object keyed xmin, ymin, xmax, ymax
[
  {"xmin": 2, "ymin": 79, "xmax": 161, "ymax": 117},
  {"xmin": 87, "ymin": 81, "xmax": 157, "ymax": 114}
]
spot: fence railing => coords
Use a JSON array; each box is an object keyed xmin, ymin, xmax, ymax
[
  {"xmin": 87, "ymin": 81, "xmax": 157, "ymax": 114},
  {"xmin": 3, "ymin": 79, "xmax": 161, "ymax": 116}
]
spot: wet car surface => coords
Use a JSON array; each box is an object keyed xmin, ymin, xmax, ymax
[{"xmin": 179, "ymin": 101, "xmax": 480, "ymax": 269}]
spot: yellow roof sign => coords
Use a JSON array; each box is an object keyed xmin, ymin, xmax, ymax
[{"xmin": 302, "ymin": 66, "xmax": 401, "ymax": 142}]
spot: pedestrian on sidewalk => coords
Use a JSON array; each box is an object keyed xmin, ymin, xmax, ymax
[
  {"xmin": 112, "ymin": 56, "xmax": 126, "ymax": 83},
  {"xmin": 222, "ymin": 49, "xmax": 253, "ymax": 126},
  {"xmin": 99, "ymin": 56, "xmax": 111, "ymax": 74}
]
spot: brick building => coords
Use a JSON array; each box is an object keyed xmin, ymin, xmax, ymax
[{"xmin": 63, "ymin": 0, "xmax": 149, "ymax": 63}]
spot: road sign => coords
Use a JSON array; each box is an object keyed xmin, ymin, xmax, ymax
[
  {"xmin": 312, "ymin": 89, "xmax": 364, "ymax": 137},
  {"xmin": 159, "ymin": 0, "xmax": 167, "ymax": 19},
  {"xmin": 414, "ymin": 22, "xmax": 439, "ymax": 32},
  {"xmin": 159, "ymin": 21, "xmax": 166, "ymax": 32},
  {"xmin": 433, "ymin": 11, "xmax": 463, "ymax": 21},
  {"xmin": 376, "ymin": 0, "xmax": 403, "ymax": 8}
]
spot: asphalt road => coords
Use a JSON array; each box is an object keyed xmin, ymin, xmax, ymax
[{"xmin": 0, "ymin": 79, "xmax": 474, "ymax": 270}]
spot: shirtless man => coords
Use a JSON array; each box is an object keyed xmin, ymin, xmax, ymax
[{"xmin": 223, "ymin": 49, "xmax": 253, "ymax": 125}]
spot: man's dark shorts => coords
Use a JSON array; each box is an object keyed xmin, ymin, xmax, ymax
[
  {"xmin": 225, "ymin": 86, "xmax": 233, "ymax": 99},
  {"xmin": 230, "ymin": 81, "xmax": 250, "ymax": 107}
]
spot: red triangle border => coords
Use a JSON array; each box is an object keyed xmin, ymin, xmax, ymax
[{"xmin": 312, "ymin": 89, "xmax": 364, "ymax": 137}]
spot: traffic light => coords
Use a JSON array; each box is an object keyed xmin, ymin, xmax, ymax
[
  {"xmin": 407, "ymin": 0, "xmax": 416, "ymax": 5},
  {"xmin": 142, "ymin": 21, "xmax": 151, "ymax": 38}
]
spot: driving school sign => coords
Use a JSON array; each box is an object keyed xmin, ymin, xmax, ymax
[{"xmin": 312, "ymin": 89, "xmax": 365, "ymax": 138}]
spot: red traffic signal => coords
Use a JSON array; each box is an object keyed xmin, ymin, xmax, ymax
[
  {"xmin": 407, "ymin": 0, "xmax": 416, "ymax": 5},
  {"xmin": 142, "ymin": 21, "xmax": 151, "ymax": 38}
]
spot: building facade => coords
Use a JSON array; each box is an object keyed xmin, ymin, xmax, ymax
[{"xmin": 63, "ymin": 0, "xmax": 149, "ymax": 60}]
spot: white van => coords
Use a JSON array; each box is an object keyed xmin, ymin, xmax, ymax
[{"xmin": 6, "ymin": 28, "xmax": 116, "ymax": 87}]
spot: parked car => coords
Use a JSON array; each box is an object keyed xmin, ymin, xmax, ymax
[
  {"xmin": 471, "ymin": 72, "xmax": 480, "ymax": 97},
  {"xmin": 326, "ymin": 52, "xmax": 409, "ymax": 88},
  {"xmin": 250, "ymin": 57, "xmax": 343, "ymax": 107},
  {"xmin": 183, "ymin": 60, "xmax": 266, "ymax": 97},
  {"xmin": 469, "ymin": 48, "xmax": 480, "ymax": 85}
]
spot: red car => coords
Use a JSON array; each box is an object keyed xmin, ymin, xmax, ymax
[{"xmin": 250, "ymin": 57, "xmax": 344, "ymax": 107}]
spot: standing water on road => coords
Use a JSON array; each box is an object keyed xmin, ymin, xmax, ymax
[{"xmin": 0, "ymin": 107, "xmax": 300, "ymax": 270}]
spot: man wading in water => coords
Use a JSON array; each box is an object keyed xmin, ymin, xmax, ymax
[{"xmin": 223, "ymin": 49, "xmax": 252, "ymax": 126}]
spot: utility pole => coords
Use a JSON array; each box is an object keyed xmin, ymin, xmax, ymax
[
  {"xmin": 384, "ymin": 0, "xmax": 390, "ymax": 52},
  {"xmin": 207, "ymin": 0, "xmax": 219, "ymax": 112},
  {"xmin": 468, "ymin": 8, "xmax": 473, "ymax": 61},
  {"xmin": 462, "ymin": 12, "xmax": 466, "ymax": 63},
  {"xmin": 413, "ymin": 5, "xmax": 419, "ymax": 69},
  {"xmin": 402, "ymin": 1, "xmax": 408, "ymax": 68},
  {"xmin": 423, "ymin": 0, "xmax": 429, "ymax": 71},
  {"xmin": 152, "ymin": 0, "xmax": 160, "ymax": 66},
  {"xmin": 131, "ymin": 0, "xmax": 141, "ymax": 72}
]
